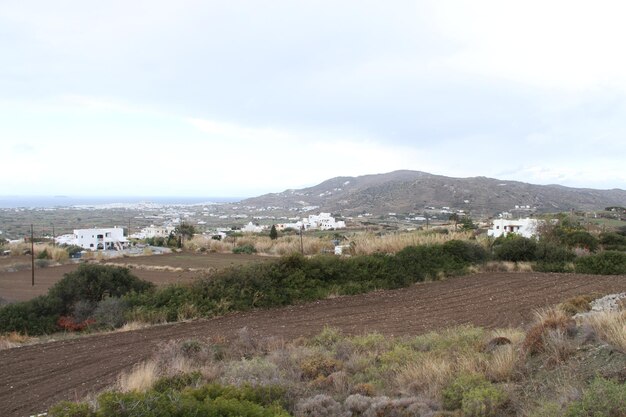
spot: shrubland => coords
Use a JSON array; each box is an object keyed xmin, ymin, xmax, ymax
[{"xmin": 48, "ymin": 296, "xmax": 626, "ymax": 417}]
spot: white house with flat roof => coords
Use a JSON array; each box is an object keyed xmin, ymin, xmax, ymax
[
  {"xmin": 488, "ymin": 218, "xmax": 539, "ymax": 239},
  {"xmin": 130, "ymin": 225, "xmax": 175, "ymax": 239},
  {"xmin": 66, "ymin": 227, "xmax": 129, "ymax": 251}
]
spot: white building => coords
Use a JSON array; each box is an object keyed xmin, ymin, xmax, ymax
[
  {"xmin": 130, "ymin": 225, "xmax": 175, "ymax": 239},
  {"xmin": 276, "ymin": 213, "xmax": 346, "ymax": 231},
  {"xmin": 241, "ymin": 222, "xmax": 265, "ymax": 233},
  {"xmin": 59, "ymin": 227, "xmax": 129, "ymax": 251},
  {"xmin": 307, "ymin": 213, "xmax": 346, "ymax": 230},
  {"xmin": 488, "ymin": 218, "xmax": 539, "ymax": 239}
]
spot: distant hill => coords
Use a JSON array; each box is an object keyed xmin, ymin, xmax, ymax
[{"xmin": 242, "ymin": 170, "xmax": 626, "ymax": 217}]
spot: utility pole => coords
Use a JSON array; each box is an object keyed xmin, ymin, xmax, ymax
[
  {"xmin": 31, "ymin": 224, "xmax": 35, "ymax": 286},
  {"xmin": 300, "ymin": 225, "xmax": 304, "ymax": 254},
  {"xmin": 52, "ymin": 223, "xmax": 55, "ymax": 246}
]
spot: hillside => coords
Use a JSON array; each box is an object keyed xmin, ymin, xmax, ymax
[{"xmin": 243, "ymin": 170, "xmax": 626, "ymax": 216}]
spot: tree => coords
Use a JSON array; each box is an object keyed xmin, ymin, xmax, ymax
[
  {"xmin": 175, "ymin": 222, "xmax": 196, "ymax": 247},
  {"xmin": 269, "ymin": 225, "xmax": 278, "ymax": 240},
  {"xmin": 460, "ymin": 216, "xmax": 477, "ymax": 231},
  {"xmin": 449, "ymin": 214, "xmax": 459, "ymax": 231}
]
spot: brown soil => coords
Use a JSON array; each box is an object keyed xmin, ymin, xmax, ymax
[
  {"xmin": 0, "ymin": 253, "xmax": 267, "ymax": 303},
  {"xmin": 0, "ymin": 264, "xmax": 200, "ymax": 303},
  {"xmin": 1, "ymin": 272, "xmax": 625, "ymax": 417}
]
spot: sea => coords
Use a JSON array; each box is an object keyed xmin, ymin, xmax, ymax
[{"xmin": 0, "ymin": 196, "xmax": 243, "ymax": 209}]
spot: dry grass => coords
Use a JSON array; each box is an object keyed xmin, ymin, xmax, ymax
[
  {"xmin": 117, "ymin": 360, "xmax": 159, "ymax": 392},
  {"xmin": 0, "ymin": 331, "xmax": 32, "ymax": 350},
  {"xmin": 184, "ymin": 229, "xmax": 487, "ymax": 256},
  {"xmin": 522, "ymin": 308, "xmax": 575, "ymax": 356},
  {"xmin": 394, "ymin": 355, "xmax": 453, "ymax": 398},
  {"xmin": 583, "ymin": 311, "xmax": 626, "ymax": 352},
  {"xmin": 349, "ymin": 230, "xmax": 475, "ymax": 255},
  {"xmin": 115, "ymin": 321, "xmax": 151, "ymax": 332},
  {"xmin": 480, "ymin": 261, "xmax": 533, "ymax": 273},
  {"xmin": 485, "ymin": 344, "xmax": 517, "ymax": 382}
]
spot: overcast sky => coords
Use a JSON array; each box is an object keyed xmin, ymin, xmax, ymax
[{"xmin": 2, "ymin": 1, "xmax": 626, "ymax": 198}]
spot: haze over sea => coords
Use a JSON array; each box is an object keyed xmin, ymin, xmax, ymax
[{"xmin": 0, "ymin": 196, "xmax": 242, "ymax": 209}]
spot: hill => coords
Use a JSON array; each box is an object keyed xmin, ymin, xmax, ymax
[{"xmin": 242, "ymin": 170, "xmax": 626, "ymax": 217}]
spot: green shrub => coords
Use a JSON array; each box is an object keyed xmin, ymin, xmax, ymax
[
  {"xmin": 94, "ymin": 384, "xmax": 291, "ymax": 417},
  {"xmin": 599, "ymin": 232, "xmax": 626, "ymax": 251},
  {"xmin": 37, "ymin": 249, "xmax": 50, "ymax": 259},
  {"xmin": 0, "ymin": 265, "xmax": 153, "ymax": 335},
  {"xmin": 461, "ymin": 385, "xmax": 508, "ymax": 417},
  {"xmin": 564, "ymin": 231, "xmax": 599, "ymax": 252},
  {"xmin": 48, "ymin": 401, "xmax": 93, "ymax": 417},
  {"xmin": 564, "ymin": 377, "xmax": 626, "ymax": 417},
  {"xmin": 442, "ymin": 240, "xmax": 489, "ymax": 264},
  {"xmin": 574, "ymin": 251, "xmax": 626, "ymax": 275},
  {"xmin": 93, "ymin": 297, "xmax": 129, "ymax": 329},
  {"xmin": 493, "ymin": 235, "xmax": 538, "ymax": 262},
  {"xmin": 152, "ymin": 372, "xmax": 203, "ymax": 393},
  {"xmin": 442, "ymin": 373, "xmax": 491, "ymax": 411},
  {"xmin": 49, "ymin": 264, "xmax": 154, "ymax": 312},
  {"xmin": 233, "ymin": 244, "xmax": 257, "ymax": 254}
]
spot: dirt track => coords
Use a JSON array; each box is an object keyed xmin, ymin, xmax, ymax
[{"xmin": 1, "ymin": 272, "xmax": 625, "ymax": 417}]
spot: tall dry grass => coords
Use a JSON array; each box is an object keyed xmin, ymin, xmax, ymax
[
  {"xmin": 0, "ymin": 332, "xmax": 32, "ymax": 350},
  {"xmin": 117, "ymin": 360, "xmax": 159, "ymax": 392},
  {"xmin": 583, "ymin": 311, "xmax": 626, "ymax": 353},
  {"xmin": 185, "ymin": 229, "xmax": 484, "ymax": 256},
  {"xmin": 349, "ymin": 230, "xmax": 476, "ymax": 255}
]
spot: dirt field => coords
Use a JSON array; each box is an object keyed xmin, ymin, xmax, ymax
[
  {"xmin": 0, "ymin": 253, "xmax": 268, "ymax": 303},
  {"xmin": 105, "ymin": 252, "xmax": 271, "ymax": 269},
  {"xmin": 1, "ymin": 271, "xmax": 625, "ymax": 417}
]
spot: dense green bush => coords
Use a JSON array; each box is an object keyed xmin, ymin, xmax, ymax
[
  {"xmin": 533, "ymin": 241, "xmax": 576, "ymax": 272},
  {"xmin": 49, "ymin": 384, "xmax": 291, "ymax": 417},
  {"xmin": 564, "ymin": 231, "xmax": 599, "ymax": 252},
  {"xmin": 599, "ymin": 232, "xmax": 626, "ymax": 251},
  {"xmin": 461, "ymin": 385, "xmax": 508, "ymax": 417},
  {"xmin": 0, "ymin": 265, "xmax": 153, "ymax": 335},
  {"xmin": 442, "ymin": 373, "xmax": 491, "ymax": 411},
  {"xmin": 564, "ymin": 377, "xmax": 626, "ymax": 417},
  {"xmin": 493, "ymin": 235, "xmax": 537, "ymax": 262},
  {"xmin": 574, "ymin": 251, "xmax": 626, "ymax": 275},
  {"xmin": 0, "ymin": 295, "xmax": 62, "ymax": 334},
  {"xmin": 232, "ymin": 244, "xmax": 257, "ymax": 254},
  {"xmin": 442, "ymin": 240, "xmax": 489, "ymax": 264}
]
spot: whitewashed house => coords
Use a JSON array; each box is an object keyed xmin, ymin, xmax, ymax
[
  {"xmin": 307, "ymin": 213, "xmax": 346, "ymax": 230},
  {"xmin": 130, "ymin": 225, "xmax": 175, "ymax": 239},
  {"xmin": 488, "ymin": 218, "xmax": 539, "ymax": 239},
  {"xmin": 241, "ymin": 222, "xmax": 265, "ymax": 233},
  {"xmin": 70, "ymin": 227, "xmax": 129, "ymax": 251}
]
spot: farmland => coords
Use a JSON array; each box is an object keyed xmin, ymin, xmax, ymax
[
  {"xmin": 1, "ymin": 271, "xmax": 625, "ymax": 417},
  {"xmin": 0, "ymin": 252, "xmax": 269, "ymax": 303}
]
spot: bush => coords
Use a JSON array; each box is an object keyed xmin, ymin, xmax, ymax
[
  {"xmin": 493, "ymin": 235, "xmax": 537, "ymax": 262},
  {"xmin": 0, "ymin": 265, "xmax": 153, "ymax": 335},
  {"xmin": 442, "ymin": 240, "xmax": 489, "ymax": 264},
  {"xmin": 48, "ymin": 401, "xmax": 93, "ymax": 417},
  {"xmin": 564, "ymin": 231, "xmax": 599, "ymax": 252},
  {"xmin": 564, "ymin": 377, "xmax": 626, "ymax": 417},
  {"xmin": 233, "ymin": 244, "xmax": 257, "ymax": 254},
  {"xmin": 442, "ymin": 373, "xmax": 491, "ymax": 411},
  {"xmin": 574, "ymin": 251, "xmax": 626, "ymax": 275},
  {"xmin": 461, "ymin": 385, "xmax": 508, "ymax": 417},
  {"xmin": 599, "ymin": 232, "xmax": 626, "ymax": 251},
  {"xmin": 93, "ymin": 297, "xmax": 130, "ymax": 329},
  {"xmin": 49, "ymin": 264, "xmax": 154, "ymax": 312}
]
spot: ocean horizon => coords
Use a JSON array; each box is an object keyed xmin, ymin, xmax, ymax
[{"xmin": 0, "ymin": 196, "xmax": 244, "ymax": 209}]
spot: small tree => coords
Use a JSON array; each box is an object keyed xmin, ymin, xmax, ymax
[{"xmin": 269, "ymin": 225, "xmax": 278, "ymax": 240}]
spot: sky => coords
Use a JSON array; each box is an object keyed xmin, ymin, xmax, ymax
[{"xmin": 2, "ymin": 0, "xmax": 626, "ymax": 198}]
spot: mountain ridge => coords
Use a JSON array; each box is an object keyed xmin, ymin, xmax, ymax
[{"xmin": 242, "ymin": 170, "xmax": 626, "ymax": 217}]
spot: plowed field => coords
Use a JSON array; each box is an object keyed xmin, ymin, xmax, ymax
[{"xmin": 1, "ymin": 272, "xmax": 625, "ymax": 417}]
